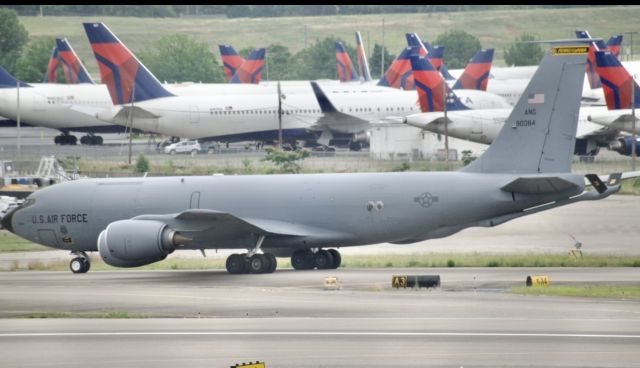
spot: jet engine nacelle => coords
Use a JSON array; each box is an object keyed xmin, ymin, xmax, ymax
[
  {"xmin": 609, "ymin": 136, "xmax": 640, "ymax": 157},
  {"xmin": 97, "ymin": 220, "xmax": 177, "ymax": 268}
]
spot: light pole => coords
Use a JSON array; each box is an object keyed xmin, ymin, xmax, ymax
[{"xmin": 624, "ymin": 31, "xmax": 638, "ymax": 61}]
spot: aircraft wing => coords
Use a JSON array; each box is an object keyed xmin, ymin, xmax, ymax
[
  {"xmin": 132, "ymin": 209, "xmax": 348, "ymax": 247},
  {"xmin": 404, "ymin": 112, "xmax": 449, "ymax": 130},
  {"xmin": 309, "ymin": 81, "xmax": 370, "ymax": 128},
  {"xmin": 587, "ymin": 110, "xmax": 638, "ymax": 132}
]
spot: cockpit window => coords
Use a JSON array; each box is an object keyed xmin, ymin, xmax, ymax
[{"xmin": 22, "ymin": 198, "xmax": 36, "ymax": 208}]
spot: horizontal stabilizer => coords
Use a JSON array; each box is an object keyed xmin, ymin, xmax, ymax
[{"xmin": 501, "ymin": 176, "xmax": 580, "ymax": 194}]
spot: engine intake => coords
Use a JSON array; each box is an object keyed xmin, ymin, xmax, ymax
[{"xmin": 97, "ymin": 220, "xmax": 177, "ymax": 268}]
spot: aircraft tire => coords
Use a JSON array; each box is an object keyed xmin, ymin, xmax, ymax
[
  {"xmin": 80, "ymin": 136, "xmax": 88, "ymax": 145},
  {"xmin": 70, "ymin": 257, "xmax": 88, "ymax": 274},
  {"xmin": 226, "ymin": 254, "xmax": 247, "ymax": 274},
  {"xmin": 314, "ymin": 249, "xmax": 334, "ymax": 270},
  {"xmin": 291, "ymin": 250, "xmax": 315, "ymax": 270},
  {"xmin": 328, "ymin": 249, "xmax": 341, "ymax": 269},
  {"xmin": 265, "ymin": 253, "xmax": 277, "ymax": 273},
  {"xmin": 249, "ymin": 254, "xmax": 269, "ymax": 274},
  {"xmin": 83, "ymin": 258, "xmax": 91, "ymax": 272},
  {"xmin": 96, "ymin": 136, "xmax": 103, "ymax": 145}
]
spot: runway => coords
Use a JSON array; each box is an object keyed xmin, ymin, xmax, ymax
[{"xmin": 0, "ymin": 269, "xmax": 639, "ymax": 367}]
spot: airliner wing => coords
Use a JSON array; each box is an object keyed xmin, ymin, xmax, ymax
[
  {"xmin": 587, "ymin": 110, "xmax": 637, "ymax": 132},
  {"xmin": 309, "ymin": 81, "xmax": 369, "ymax": 128}
]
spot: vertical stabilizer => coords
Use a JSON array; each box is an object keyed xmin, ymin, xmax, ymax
[
  {"xmin": 43, "ymin": 47, "xmax": 59, "ymax": 83},
  {"xmin": 606, "ymin": 35, "xmax": 623, "ymax": 57},
  {"xmin": 56, "ymin": 38, "xmax": 95, "ymax": 84},
  {"xmin": 83, "ymin": 22, "xmax": 174, "ymax": 105},
  {"xmin": 335, "ymin": 42, "xmax": 359, "ymax": 82},
  {"xmin": 409, "ymin": 49, "xmax": 468, "ymax": 112},
  {"xmin": 219, "ymin": 45, "xmax": 246, "ymax": 82},
  {"xmin": 377, "ymin": 46, "xmax": 413, "ymax": 89},
  {"xmin": 594, "ymin": 50, "xmax": 640, "ymax": 110},
  {"xmin": 230, "ymin": 48, "xmax": 266, "ymax": 84},
  {"xmin": 462, "ymin": 43, "xmax": 588, "ymax": 174},
  {"xmin": 452, "ymin": 49, "xmax": 494, "ymax": 91},
  {"xmin": 355, "ymin": 31, "xmax": 372, "ymax": 82}
]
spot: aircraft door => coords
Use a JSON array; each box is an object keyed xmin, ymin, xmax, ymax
[
  {"xmin": 190, "ymin": 191, "xmax": 200, "ymax": 209},
  {"xmin": 37, "ymin": 229, "xmax": 59, "ymax": 247},
  {"xmin": 190, "ymin": 106, "xmax": 199, "ymax": 124}
]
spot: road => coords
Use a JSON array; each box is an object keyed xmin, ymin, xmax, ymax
[{"xmin": 0, "ymin": 269, "xmax": 638, "ymax": 367}]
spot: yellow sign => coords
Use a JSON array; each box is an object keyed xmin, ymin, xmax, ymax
[
  {"xmin": 324, "ymin": 277, "xmax": 339, "ymax": 290},
  {"xmin": 231, "ymin": 362, "xmax": 265, "ymax": 368},
  {"xmin": 392, "ymin": 275, "xmax": 408, "ymax": 288},
  {"xmin": 552, "ymin": 46, "xmax": 589, "ymax": 55},
  {"xmin": 527, "ymin": 275, "xmax": 550, "ymax": 287}
]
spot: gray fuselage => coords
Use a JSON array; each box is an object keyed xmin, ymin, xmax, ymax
[{"xmin": 6, "ymin": 172, "xmax": 584, "ymax": 252}]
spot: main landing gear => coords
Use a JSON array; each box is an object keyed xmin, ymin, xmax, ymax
[
  {"xmin": 226, "ymin": 235, "xmax": 277, "ymax": 274},
  {"xmin": 54, "ymin": 133, "xmax": 77, "ymax": 145},
  {"xmin": 223, "ymin": 235, "xmax": 342, "ymax": 274},
  {"xmin": 69, "ymin": 251, "xmax": 91, "ymax": 274},
  {"xmin": 291, "ymin": 249, "xmax": 341, "ymax": 270},
  {"xmin": 224, "ymin": 249, "xmax": 342, "ymax": 274}
]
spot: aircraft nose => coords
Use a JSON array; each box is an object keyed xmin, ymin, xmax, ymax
[{"xmin": 1, "ymin": 204, "xmax": 20, "ymax": 233}]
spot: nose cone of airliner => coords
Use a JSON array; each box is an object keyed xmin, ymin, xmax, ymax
[{"xmin": 1, "ymin": 204, "xmax": 19, "ymax": 233}]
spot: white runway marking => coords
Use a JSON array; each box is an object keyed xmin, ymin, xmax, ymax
[{"xmin": 1, "ymin": 332, "xmax": 639, "ymax": 338}]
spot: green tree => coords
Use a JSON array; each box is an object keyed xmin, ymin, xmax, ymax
[
  {"xmin": 264, "ymin": 43, "xmax": 292, "ymax": 81},
  {"xmin": 262, "ymin": 147, "xmax": 310, "ymax": 174},
  {"xmin": 134, "ymin": 154, "xmax": 150, "ymax": 173},
  {"xmin": 434, "ymin": 30, "xmax": 482, "ymax": 69},
  {"xmin": 289, "ymin": 37, "xmax": 356, "ymax": 80},
  {"xmin": 368, "ymin": 43, "xmax": 394, "ymax": 79},
  {"xmin": 138, "ymin": 33, "xmax": 224, "ymax": 83},
  {"xmin": 15, "ymin": 37, "xmax": 57, "ymax": 83},
  {"xmin": 504, "ymin": 33, "xmax": 545, "ymax": 66},
  {"xmin": 0, "ymin": 8, "xmax": 29, "ymax": 74}
]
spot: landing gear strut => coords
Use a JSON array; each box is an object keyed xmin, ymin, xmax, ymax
[
  {"xmin": 69, "ymin": 251, "xmax": 91, "ymax": 274},
  {"xmin": 291, "ymin": 249, "xmax": 341, "ymax": 270}
]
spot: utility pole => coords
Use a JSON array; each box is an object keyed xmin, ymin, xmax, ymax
[
  {"xmin": 625, "ymin": 31, "xmax": 638, "ymax": 61},
  {"xmin": 381, "ymin": 18, "xmax": 385, "ymax": 77},
  {"xmin": 127, "ymin": 84, "xmax": 135, "ymax": 165},
  {"xmin": 16, "ymin": 81, "xmax": 21, "ymax": 159},
  {"xmin": 443, "ymin": 84, "xmax": 449, "ymax": 165},
  {"xmin": 632, "ymin": 75, "xmax": 637, "ymax": 170},
  {"xmin": 277, "ymin": 81, "xmax": 283, "ymax": 150}
]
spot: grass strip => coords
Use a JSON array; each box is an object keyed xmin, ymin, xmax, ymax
[{"xmin": 511, "ymin": 285, "xmax": 640, "ymax": 300}]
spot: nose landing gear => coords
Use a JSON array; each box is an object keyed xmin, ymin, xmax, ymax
[{"xmin": 69, "ymin": 251, "xmax": 91, "ymax": 274}]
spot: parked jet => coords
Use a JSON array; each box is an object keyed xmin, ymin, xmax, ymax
[
  {"xmin": 586, "ymin": 50, "xmax": 640, "ymax": 155},
  {"xmin": 1, "ymin": 41, "xmax": 624, "ymax": 275}
]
